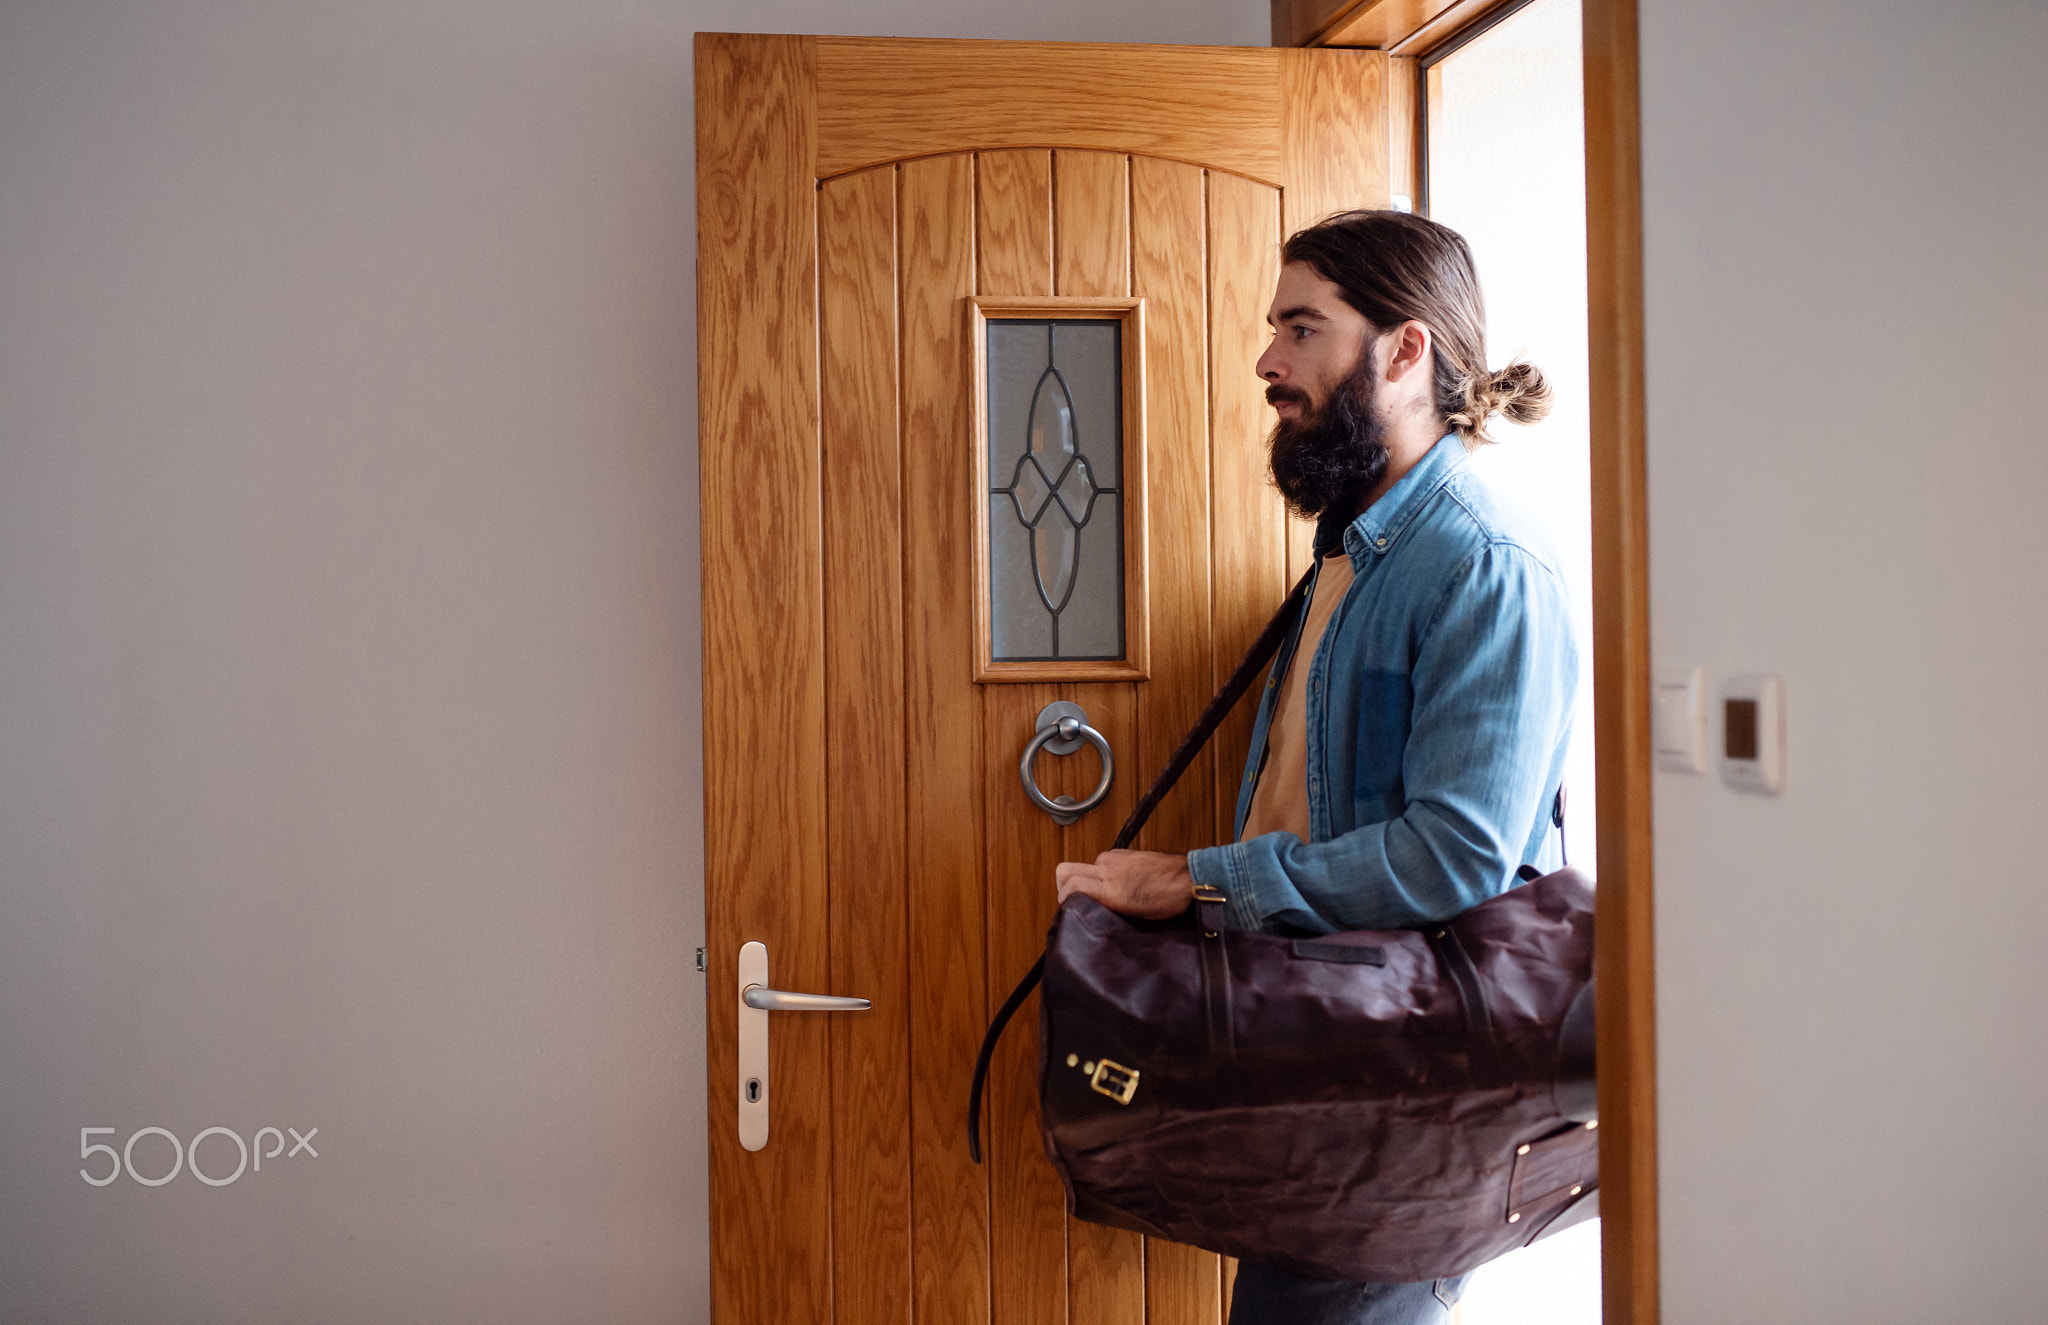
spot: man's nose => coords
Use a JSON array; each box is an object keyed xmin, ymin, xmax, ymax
[{"xmin": 1255, "ymin": 345, "xmax": 1284, "ymax": 382}]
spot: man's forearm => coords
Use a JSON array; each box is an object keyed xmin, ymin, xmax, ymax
[{"xmin": 1188, "ymin": 796, "xmax": 1525, "ymax": 935}]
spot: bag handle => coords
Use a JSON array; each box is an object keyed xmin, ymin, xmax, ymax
[{"xmin": 967, "ymin": 567, "xmax": 1317, "ymax": 1162}]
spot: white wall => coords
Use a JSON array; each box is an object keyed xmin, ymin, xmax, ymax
[
  {"xmin": 0, "ymin": 2, "xmax": 1266, "ymax": 1321},
  {"xmin": 1638, "ymin": 1, "xmax": 2048, "ymax": 1319}
]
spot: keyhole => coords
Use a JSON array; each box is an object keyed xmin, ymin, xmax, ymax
[{"xmin": 745, "ymin": 1078, "xmax": 762, "ymax": 1104}]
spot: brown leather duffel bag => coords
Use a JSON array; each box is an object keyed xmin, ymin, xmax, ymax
[{"xmin": 968, "ymin": 571, "xmax": 1598, "ymax": 1283}]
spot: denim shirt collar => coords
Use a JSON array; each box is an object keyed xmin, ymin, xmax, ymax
[{"xmin": 1313, "ymin": 433, "xmax": 1471, "ymax": 566}]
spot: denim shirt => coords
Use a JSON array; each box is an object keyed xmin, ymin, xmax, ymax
[{"xmin": 1187, "ymin": 434, "xmax": 1578, "ymax": 935}]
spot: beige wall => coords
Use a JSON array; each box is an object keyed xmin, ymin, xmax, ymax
[
  {"xmin": 19, "ymin": 0, "xmax": 2042, "ymax": 1318},
  {"xmin": 0, "ymin": 2, "xmax": 1265, "ymax": 1320},
  {"xmin": 1638, "ymin": 0, "xmax": 2048, "ymax": 1318}
]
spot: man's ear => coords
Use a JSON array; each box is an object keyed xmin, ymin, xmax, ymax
[{"xmin": 1382, "ymin": 320, "xmax": 1433, "ymax": 382}]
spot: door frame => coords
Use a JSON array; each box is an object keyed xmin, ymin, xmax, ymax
[
  {"xmin": 696, "ymin": 24, "xmax": 1657, "ymax": 1323},
  {"xmin": 1280, "ymin": 1, "xmax": 1659, "ymax": 1320},
  {"xmin": 1580, "ymin": 4, "xmax": 1658, "ymax": 1322}
]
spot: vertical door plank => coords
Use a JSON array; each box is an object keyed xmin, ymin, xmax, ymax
[
  {"xmin": 1130, "ymin": 153, "xmax": 1219, "ymax": 1325},
  {"xmin": 1205, "ymin": 172, "xmax": 1287, "ymax": 851},
  {"xmin": 696, "ymin": 32, "xmax": 831, "ymax": 1325},
  {"xmin": 978, "ymin": 150, "xmax": 1055, "ymax": 297},
  {"xmin": 1278, "ymin": 47, "xmax": 1390, "ymax": 237},
  {"xmin": 898, "ymin": 153, "xmax": 993, "ymax": 1325},
  {"xmin": 821, "ymin": 165, "xmax": 913, "ymax": 1325},
  {"xmin": 982, "ymin": 146, "xmax": 1067, "ymax": 1325},
  {"xmin": 1053, "ymin": 151, "xmax": 1131, "ymax": 298},
  {"xmin": 1058, "ymin": 679, "xmax": 1145, "ymax": 1325},
  {"xmin": 1050, "ymin": 146, "xmax": 1147, "ymax": 1325},
  {"xmin": 1129, "ymin": 156, "xmax": 1213, "ymax": 857},
  {"xmin": 1387, "ymin": 55, "xmax": 1421, "ymax": 211},
  {"xmin": 1144, "ymin": 1238, "xmax": 1223, "ymax": 1325},
  {"xmin": 1159, "ymin": 165, "xmax": 1278, "ymax": 1325},
  {"xmin": 987, "ymin": 680, "xmax": 1073, "ymax": 1325},
  {"xmin": 1277, "ymin": 48, "xmax": 1390, "ymax": 586}
]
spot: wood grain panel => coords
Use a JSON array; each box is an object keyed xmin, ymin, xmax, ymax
[
  {"xmin": 1279, "ymin": 47, "xmax": 1391, "ymax": 236},
  {"xmin": 984, "ymin": 149, "xmax": 1066, "ymax": 1325},
  {"xmin": 818, "ymin": 38, "xmax": 1282, "ymax": 184},
  {"xmin": 987, "ymin": 680, "xmax": 1074, "ymax": 1325},
  {"xmin": 1051, "ymin": 169, "xmax": 1145, "ymax": 1325},
  {"xmin": 1387, "ymin": 55, "xmax": 1419, "ymax": 209},
  {"xmin": 1146, "ymin": 1237, "xmax": 1223, "ymax": 1325},
  {"xmin": 1285, "ymin": 515, "xmax": 1319, "ymax": 586},
  {"xmin": 1204, "ymin": 171, "xmax": 1286, "ymax": 851},
  {"xmin": 821, "ymin": 165, "xmax": 913, "ymax": 1325},
  {"xmin": 1277, "ymin": 46, "xmax": 1387, "ymax": 586},
  {"xmin": 695, "ymin": 32, "xmax": 830, "ymax": 1325},
  {"xmin": 898, "ymin": 152, "xmax": 993, "ymax": 1325},
  {"xmin": 1054, "ymin": 151, "xmax": 1131, "ymax": 298},
  {"xmin": 979, "ymin": 151, "xmax": 1055, "ymax": 298},
  {"xmin": 1584, "ymin": 0, "xmax": 1657, "ymax": 1320},
  {"xmin": 1057, "ymin": 680, "xmax": 1144, "ymax": 1325},
  {"xmin": 1130, "ymin": 156, "xmax": 1213, "ymax": 857}
]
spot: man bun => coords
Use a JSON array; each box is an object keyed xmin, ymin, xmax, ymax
[{"xmin": 1447, "ymin": 361, "xmax": 1553, "ymax": 440}]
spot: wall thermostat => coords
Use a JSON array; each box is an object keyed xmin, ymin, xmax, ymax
[{"xmin": 1720, "ymin": 673, "xmax": 1785, "ymax": 795}]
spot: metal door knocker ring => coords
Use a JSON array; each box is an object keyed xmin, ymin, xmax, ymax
[{"xmin": 1020, "ymin": 701, "xmax": 1115, "ymax": 825}]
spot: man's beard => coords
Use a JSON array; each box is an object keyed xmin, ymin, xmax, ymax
[{"xmin": 1265, "ymin": 360, "xmax": 1390, "ymax": 521}]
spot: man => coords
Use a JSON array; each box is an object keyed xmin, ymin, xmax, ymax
[{"xmin": 1053, "ymin": 210, "xmax": 1579, "ymax": 1323}]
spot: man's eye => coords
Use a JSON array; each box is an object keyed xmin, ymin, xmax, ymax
[{"xmin": 1292, "ymin": 325, "xmax": 1313, "ymax": 339}]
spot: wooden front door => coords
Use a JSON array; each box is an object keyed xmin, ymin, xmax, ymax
[{"xmin": 697, "ymin": 34, "xmax": 1395, "ymax": 1324}]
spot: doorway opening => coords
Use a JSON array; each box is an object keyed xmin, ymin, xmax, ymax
[{"xmin": 1420, "ymin": 0, "xmax": 1601, "ymax": 1320}]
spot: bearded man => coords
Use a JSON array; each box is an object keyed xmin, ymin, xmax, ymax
[{"xmin": 1053, "ymin": 210, "xmax": 1580, "ymax": 1324}]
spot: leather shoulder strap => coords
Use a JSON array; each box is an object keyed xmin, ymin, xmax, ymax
[
  {"xmin": 967, "ymin": 567, "xmax": 1315, "ymax": 1162},
  {"xmin": 965, "ymin": 955, "xmax": 1043, "ymax": 1164}
]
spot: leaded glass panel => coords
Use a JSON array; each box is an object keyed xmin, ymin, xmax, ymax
[{"xmin": 986, "ymin": 319, "xmax": 1125, "ymax": 662}]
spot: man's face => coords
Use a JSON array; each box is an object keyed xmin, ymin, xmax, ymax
[
  {"xmin": 1256, "ymin": 261, "xmax": 1389, "ymax": 520},
  {"xmin": 1256, "ymin": 261, "xmax": 1375, "ymax": 417}
]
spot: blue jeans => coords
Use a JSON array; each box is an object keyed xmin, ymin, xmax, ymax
[{"xmin": 1228, "ymin": 1264, "xmax": 1472, "ymax": 1325}]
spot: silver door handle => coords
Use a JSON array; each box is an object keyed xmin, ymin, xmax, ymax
[
  {"xmin": 742, "ymin": 986, "xmax": 871, "ymax": 1012},
  {"xmin": 1020, "ymin": 701, "xmax": 1114, "ymax": 826},
  {"xmin": 737, "ymin": 940, "xmax": 869, "ymax": 1153}
]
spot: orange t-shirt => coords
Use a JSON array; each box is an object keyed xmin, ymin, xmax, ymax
[{"xmin": 1241, "ymin": 552, "xmax": 1355, "ymax": 844}]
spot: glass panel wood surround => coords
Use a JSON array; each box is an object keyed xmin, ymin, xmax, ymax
[
  {"xmin": 986, "ymin": 319, "xmax": 1125, "ymax": 662},
  {"xmin": 970, "ymin": 295, "xmax": 1148, "ymax": 683}
]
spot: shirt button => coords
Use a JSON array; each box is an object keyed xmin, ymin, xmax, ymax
[{"xmin": 1375, "ymin": 536, "xmax": 1387, "ymax": 548}]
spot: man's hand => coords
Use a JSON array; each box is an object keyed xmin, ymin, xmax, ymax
[{"xmin": 1054, "ymin": 849, "xmax": 1196, "ymax": 920}]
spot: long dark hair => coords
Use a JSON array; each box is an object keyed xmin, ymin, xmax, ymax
[{"xmin": 1282, "ymin": 210, "xmax": 1551, "ymax": 443}]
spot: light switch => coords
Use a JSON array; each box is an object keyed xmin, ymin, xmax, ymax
[
  {"xmin": 1720, "ymin": 674, "xmax": 1785, "ymax": 795},
  {"xmin": 1654, "ymin": 668, "xmax": 1706, "ymax": 773}
]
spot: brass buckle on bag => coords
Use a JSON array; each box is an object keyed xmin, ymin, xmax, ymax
[
  {"xmin": 1190, "ymin": 884, "xmax": 1227, "ymax": 905},
  {"xmin": 1089, "ymin": 1058, "xmax": 1141, "ymax": 1105}
]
